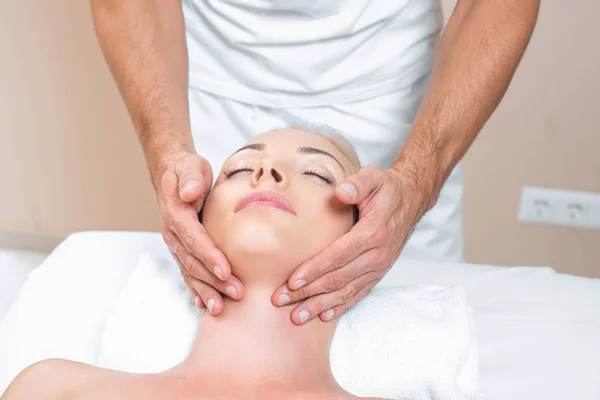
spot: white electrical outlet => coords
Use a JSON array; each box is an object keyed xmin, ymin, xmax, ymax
[{"xmin": 518, "ymin": 186, "xmax": 600, "ymax": 230}]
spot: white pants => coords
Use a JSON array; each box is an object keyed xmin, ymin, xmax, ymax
[{"xmin": 188, "ymin": 86, "xmax": 464, "ymax": 262}]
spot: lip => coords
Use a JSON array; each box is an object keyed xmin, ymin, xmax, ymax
[{"xmin": 235, "ymin": 190, "xmax": 297, "ymax": 215}]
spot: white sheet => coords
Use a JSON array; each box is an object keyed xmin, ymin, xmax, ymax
[
  {"xmin": 380, "ymin": 259, "xmax": 600, "ymax": 399},
  {"xmin": 96, "ymin": 254, "xmax": 480, "ymax": 399},
  {"xmin": 1, "ymin": 231, "xmax": 599, "ymax": 399},
  {"xmin": 0, "ymin": 249, "xmax": 48, "ymax": 321}
]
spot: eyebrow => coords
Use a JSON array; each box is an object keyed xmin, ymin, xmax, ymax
[
  {"xmin": 233, "ymin": 143, "xmax": 265, "ymax": 154},
  {"xmin": 233, "ymin": 143, "xmax": 344, "ymax": 170},
  {"xmin": 297, "ymin": 146, "xmax": 344, "ymax": 170}
]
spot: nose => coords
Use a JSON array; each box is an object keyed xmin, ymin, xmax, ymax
[{"xmin": 251, "ymin": 159, "xmax": 287, "ymax": 187}]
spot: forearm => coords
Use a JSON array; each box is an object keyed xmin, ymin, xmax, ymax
[
  {"xmin": 392, "ymin": 0, "xmax": 540, "ymax": 211},
  {"xmin": 91, "ymin": 0, "xmax": 195, "ymax": 191}
]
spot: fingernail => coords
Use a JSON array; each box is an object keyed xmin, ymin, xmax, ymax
[
  {"xmin": 340, "ymin": 182, "xmax": 356, "ymax": 199},
  {"xmin": 299, "ymin": 310, "xmax": 310, "ymax": 324},
  {"xmin": 180, "ymin": 180, "xmax": 200, "ymax": 195},
  {"xmin": 225, "ymin": 285, "xmax": 237, "ymax": 299},
  {"xmin": 213, "ymin": 265, "xmax": 223, "ymax": 280},
  {"xmin": 294, "ymin": 279, "xmax": 306, "ymax": 290},
  {"xmin": 206, "ymin": 298, "xmax": 215, "ymax": 314},
  {"xmin": 277, "ymin": 293, "xmax": 291, "ymax": 306},
  {"xmin": 324, "ymin": 309, "xmax": 335, "ymax": 320}
]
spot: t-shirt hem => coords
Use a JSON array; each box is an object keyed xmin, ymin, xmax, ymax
[{"xmin": 188, "ymin": 70, "xmax": 429, "ymax": 108}]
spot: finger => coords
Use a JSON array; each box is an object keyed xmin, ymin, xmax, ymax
[
  {"xmin": 190, "ymin": 292, "xmax": 206, "ymax": 310},
  {"xmin": 161, "ymin": 163, "xmax": 231, "ymax": 282},
  {"xmin": 169, "ymin": 211, "xmax": 233, "ymax": 282},
  {"xmin": 195, "ymin": 296, "xmax": 206, "ymax": 310},
  {"xmin": 169, "ymin": 235, "xmax": 244, "ymax": 300},
  {"xmin": 335, "ymin": 164, "xmax": 386, "ymax": 205},
  {"xmin": 318, "ymin": 278, "xmax": 379, "ymax": 322},
  {"xmin": 161, "ymin": 162, "xmax": 197, "ymax": 208},
  {"xmin": 272, "ymin": 250, "xmax": 378, "ymax": 307},
  {"xmin": 174, "ymin": 155, "xmax": 213, "ymax": 205},
  {"xmin": 169, "ymin": 249, "xmax": 206, "ymax": 310},
  {"xmin": 172, "ymin": 251, "xmax": 206, "ymax": 310},
  {"xmin": 171, "ymin": 250, "xmax": 202, "ymax": 300},
  {"xmin": 167, "ymin": 231, "xmax": 218, "ymax": 281},
  {"xmin": 189, "ymin": 278, "xmax": 224, "ymax": 316},
  {"xmin": 287, "ymin": 226, "xmax": 371, "ymax": 291},
  {"xmin": 290, "ymin": 272, "xmax": 380, "ymax": 325},
  {"xmin": 161, "ymin": 160, "xmax": 233, "ymax": 282}
]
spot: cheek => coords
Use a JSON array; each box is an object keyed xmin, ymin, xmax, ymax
[
  {"xmin": 202, "ymin": 189, "xmax": 234, "ymax": 247},
  {"xmin": 326, "ymin": 195, "xmax": 355, "ymax": 233},
  {"xmin": 301, "ymin": 191, "xmax": 354, "ymax": 240}
]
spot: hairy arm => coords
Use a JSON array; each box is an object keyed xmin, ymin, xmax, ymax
[
  {"xmin": 90, "ymin": 0, "xmax": 196, "ymax": 193},
  {"xmin": 392, "ymin": 0, "xmax": 541, "ymax": 211},
  {"xmin": 91, "ymin": 0, "xmax": 241, "ymax": 310}
]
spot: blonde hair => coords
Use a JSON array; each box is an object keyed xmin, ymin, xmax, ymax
[{"xmin": 282, "ymin": 122, "xmax": 362, "ymax": 173}]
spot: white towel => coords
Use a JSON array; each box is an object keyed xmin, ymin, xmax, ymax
[{"xmin": 98, "ymin": 254, "xmax": 480, "ymax": 399}]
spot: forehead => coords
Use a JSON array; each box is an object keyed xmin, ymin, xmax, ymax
[{"xmin": 247, "ymin": 129, "xmax": 346, "ymax": 161}]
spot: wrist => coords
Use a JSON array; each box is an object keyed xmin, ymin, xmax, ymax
[
  {"xmin": 155, "ymin": 148, "xmax": 195, "ymax": 176},
  {"xmin": 145, "ymin": 135, "xmax": 197, "ymax": 195},
  {"xmin": 389, "ymin": 145, "xmax": 445, "ymax": 215}
]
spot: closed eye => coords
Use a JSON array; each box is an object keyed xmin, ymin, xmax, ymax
[
  {"xmin": 303, "ymin": 170, "xmax": 334, "ymax": 185},
  {"xmin": 224, "ymin": 167, "xmax": 254, "ymax": 178}
]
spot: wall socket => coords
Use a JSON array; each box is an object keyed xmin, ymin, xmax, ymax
[{"xmin": 518, "ymin": 186, "xmax": 600, "ymax": 230}]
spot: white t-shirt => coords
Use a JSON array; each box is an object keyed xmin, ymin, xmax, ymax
[
  {"xmin": 182, "ymin": 0, "xmax": 442, "ymax": 107},
  {"xmin": 181, "ymin": 0, "xmax": 464, "ymax": 261}
]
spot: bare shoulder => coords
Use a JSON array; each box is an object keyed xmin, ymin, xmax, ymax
[
  {"xmin": 332, "ymin": 393, "xmax": 388, "ymax": 400},
  {"xmin": 323, "ymin": 391, "xmax": 390, "ymax": 400},
  {"xmin": 1, "ymin": 358, "xmax": 101, "ymax": 400},
  {"xmin": 358, "ymin": 397, "xmax": 389, "ymax": 400},
  {"xmin": 354, "ymin": 396, "xmax": 389, "ymax": 400}
]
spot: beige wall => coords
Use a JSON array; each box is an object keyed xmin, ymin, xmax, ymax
[
  {"xmin": 1, "ymin": 1, "xmax": 598, "ymax": 277},
  {"xmin": 0, "ymin": 1, "xmax": 160, "ymax": 236},
  {"xmin": 440, "ymin": 0, "xmax": 600, "ymax": 277}
]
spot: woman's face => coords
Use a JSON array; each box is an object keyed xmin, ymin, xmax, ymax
[{"xmin": 202, "ymin": 129, "xmax": 356, "ymax": 283}]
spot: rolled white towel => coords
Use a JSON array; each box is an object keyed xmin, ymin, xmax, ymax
[{"xmin": 98, "ymin": 254, "xmax": 480, "ymax": 399}]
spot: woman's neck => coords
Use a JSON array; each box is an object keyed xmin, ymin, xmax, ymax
[{"xmin": 180, "ymin": 281, "xmax": 342, "ymax": 393}]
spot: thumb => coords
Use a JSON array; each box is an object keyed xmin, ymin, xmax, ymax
[
  {"xmin": 335, "ymin": 165, "xmax": 384, "ymax": 205},
  {"xmin": 176, "ymin": 155, "xmax": 213, "ymax": 205}
]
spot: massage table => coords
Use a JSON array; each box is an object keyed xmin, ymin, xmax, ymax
[{"xmin": 1, "ymin": 231, "xmax": 599, "ymax": 399}]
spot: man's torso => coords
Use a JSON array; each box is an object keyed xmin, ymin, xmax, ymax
[{"xmin": 182, "ymin": 0, "xmax": 442, "ymax": 107}]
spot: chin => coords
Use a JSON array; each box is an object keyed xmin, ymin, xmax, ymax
[
  {"xmin": 222, "ymin": 215, "xmax": 290, "ymax": 257},
  {"xmin": 219, "ymin": 219, "xmax": 300, "ymax": 283}
]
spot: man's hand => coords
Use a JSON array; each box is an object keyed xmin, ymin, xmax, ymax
[
  {"xmin": 159, "ymin": 153, "xmax": 244, "ymax": 315},
  {"xmin": 269, "ymin": 0, "xmax": 540, "ymax": 326},
  {"xmin": 271, "ymin": 164, "xmax": 431, "ymax": 325},
  {"xmin": 92, "ymin": 0, "xmax": 244, "ymax": 313}
]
